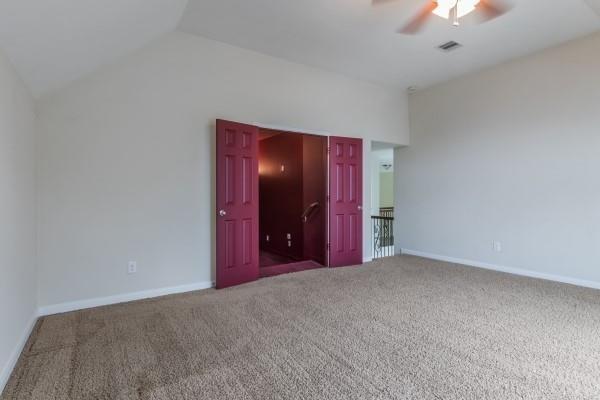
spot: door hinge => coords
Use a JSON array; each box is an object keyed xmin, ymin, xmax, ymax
[
  {"xmin": 327, "ymin": 243, "xmax": 331, "ymax": 250},
  {"xmin": 327, "ymin": 146, "xmax": 331, "ymax": 154}
]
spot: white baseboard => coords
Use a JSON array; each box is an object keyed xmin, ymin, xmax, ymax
[
  {"xmin": 363, "ymin": 257, "xmax": 373, "ymax": 263},
  {"xmin": 0, "ymin": 313, "xmax": 38, "ymax": 394},
  {"xmin": 38, "ymin": 281, "xmax": 215, "ymax": 317},
  {"xmin": 401, "ymin": 249, "xmax": 600, "ymax": 290}
]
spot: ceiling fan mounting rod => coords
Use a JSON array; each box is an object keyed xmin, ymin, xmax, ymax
[{"xmin": 452, "ymin": 4, "xmax": 459, "ymax": 26}]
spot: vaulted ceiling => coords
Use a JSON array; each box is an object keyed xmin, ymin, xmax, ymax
[
  {"xmin": 0, "ymin": 0, "xmax": 189, "ymax": 97},
  {"xmin": 180, "ymin": 0, "xmax": 600, "ymax": 90},
  {"xmin": 1, "ymin": 0, "xmax": 599, "ymax": 98}
]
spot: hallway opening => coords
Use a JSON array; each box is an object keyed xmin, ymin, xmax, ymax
[
  {"xmin": 370, "ymin": 142, "xmax": 395, "ymax": 259},
  {"xmin": 258, "ymin": 129, "xmax": 327, "ymax": 277}
]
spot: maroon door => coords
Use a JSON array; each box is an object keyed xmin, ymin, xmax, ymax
[
  {"xmin": 328, "ymin": 136, "xmax": 363, "ymax": 267},
  {"xmin": 216, "ymin": 120, "xmax": 259, "ymax": 289}
]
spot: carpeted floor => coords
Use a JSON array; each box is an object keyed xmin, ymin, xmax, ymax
[{"xmin": 3, "ymin": 255, "xmax": 600, "ymax": 399}]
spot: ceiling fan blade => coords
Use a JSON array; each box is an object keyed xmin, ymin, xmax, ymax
[
  {"xmin": 477, "ymin": 0, "xmax": 510, "ymax": 20},
  {"xmin": 398, "ymin": 1, "xmax": 437, "ymax": 34}
]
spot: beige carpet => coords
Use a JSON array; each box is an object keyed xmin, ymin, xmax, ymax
[{"xmin": 3, "ymin": 255, "xmax": 600, "ymax": 400}]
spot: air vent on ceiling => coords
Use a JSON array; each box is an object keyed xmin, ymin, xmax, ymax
[{"xmin": 438, "ymin": 41, "xmax": 462, "ymax": 52}]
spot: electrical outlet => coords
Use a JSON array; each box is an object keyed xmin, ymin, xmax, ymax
[
  {"xmin": 266, "ymin": 235, "xmax": 270, "ymax": 242},
  {"xmin": 288, "ymin": 241, "xmax": 292, "ymax": 248},
  {"xmin": 492, "ymin": 241, "xmax": 502, "ymax": 253},
  {"xmin": 287, "ymin": 233, "xmax": 291, "ymax": 240},
  {"xmin": 128, "ymin": 261, "xmax": 137, "ymax": 274}
]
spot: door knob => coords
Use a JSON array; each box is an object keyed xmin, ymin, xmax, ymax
[
  {"xmin": 358, "ymin": 205, "xmax": 363, "ymax": 211},
  {"xmin": 219, "ymin": 210, "xmax": 227, "ymax": 217}
]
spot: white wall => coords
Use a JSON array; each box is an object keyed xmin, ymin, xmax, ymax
[
  {"xmin": 398, "ymin": 31, "xmax": 600, "ymax": 286},
  {"xmin": 370, "ymin": 147, "xmax": 395, "ymax": 214},
  {"xmin": 36, "ymin": 31, "xmax": 409, "ymax": 308},
  {"xmin": 0, "ymin": 48, "xmax": 37, "ymax": 391},
  {"xmin": 379, "ymin": 172, "xmax": 393, "ymax": 208},
  {"xmin": 370, "ymin": 153, "xmax": 381, "ymax": 216}
]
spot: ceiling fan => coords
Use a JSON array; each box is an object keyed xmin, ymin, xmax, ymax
[{"xmin": 373, "ymin": 0, "xmax": 511, "ymax": 34}]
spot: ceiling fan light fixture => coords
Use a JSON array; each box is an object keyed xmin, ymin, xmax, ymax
[
  {"xmin": 432, "ymin": 0, "xmax": 456, "ymax": 19},
  {"xmin": 433, "ymin": 0, "xmax": 480, "ymax": 20},
  {"xmin": 392, "ymin": 0, "xmax": 510, "ymax": 34}
]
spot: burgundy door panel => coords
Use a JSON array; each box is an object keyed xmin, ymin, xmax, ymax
[
  {"xmin": 216, "ymin": 120, "xmax": 259, "ymax": 288},
  {"xmin": 329, "ymin": 137, "xmax": 363, "ymax": 267}
]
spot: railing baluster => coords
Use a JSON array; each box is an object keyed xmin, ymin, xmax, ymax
[{"xmin": 371, "ymin": 209, "xmax": 394, "ymax": 260}]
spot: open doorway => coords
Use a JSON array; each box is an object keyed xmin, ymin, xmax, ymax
[
  {"xmin": 370, "ymin": 142, "xmax": 395, "ymax": 259},
  {"xmin": 216, "ymin": 120, "xmax": 364, "ymax": 289},
  {"xmin": 258, "ymin": 129, "xmax": 327, "ymax": 277}
]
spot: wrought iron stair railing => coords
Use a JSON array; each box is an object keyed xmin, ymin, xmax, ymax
[{"xmin": 372, "ymin": 212, "xmax": 394, "ymax": 259}]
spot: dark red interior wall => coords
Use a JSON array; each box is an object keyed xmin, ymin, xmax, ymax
[
  {"xmin": 302, "ymin": 135, "xmax": 327, "ymax": 265},
  {"xmin": 259, "ymin": 129, "xmax": 327, "ymax": 265},
  {"xmin": 259, "ymin": 131, "xmax": 304, "ymax": 259}
]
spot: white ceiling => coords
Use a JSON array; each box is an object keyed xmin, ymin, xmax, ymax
[
  {"xmin": 0, "ymin": 0, "xmax": 188, "ymax": 98},
  {"xmin": 0, "ymin": 0, "xmax": 599, "ymax": 98},
  {"xmin": 181, "ymin": 0, "xmax": 600, "ymax": 90}
]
